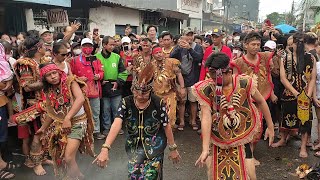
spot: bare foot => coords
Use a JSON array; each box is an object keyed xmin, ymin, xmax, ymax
[
  {"xmin": 24, "ymin": 158, "xmax": 34, "ymax": 168},
  {"xmin": 271, "ymin": 140, "xmax": 286, "ymax": 148},
  {"xmin": 33, "ymin": 165, "xmax": 46, "ymax": 176},
  {"xmin": 254, "ymin": 158, "xmax": 260, "ymax": 166},
  {"xmin": 42, "ymin": 159, "xmax": 54, "ymax": 166},
  {"xmin": 299, "ymin": 149, "xmax": 308, "ymax": 158}
]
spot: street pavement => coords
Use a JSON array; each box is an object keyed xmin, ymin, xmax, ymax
[{"xmin": 11, "ymin": 122, "xmax": 320, "ymax": 180}]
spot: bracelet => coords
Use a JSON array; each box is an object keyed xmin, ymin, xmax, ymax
[
  {"xmin": 102, "ymin": 143, "xmax": 111, "ymax": 150},
  {"xmin": 168, "ymin": 144, "xmax": 178, "ymax": 151}
]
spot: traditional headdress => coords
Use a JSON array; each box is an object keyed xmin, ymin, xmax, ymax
[
  {"xmin": 208, "ymin": 65, "xmax": 230, "ymax": 120},
  {"xmin": 132, "ymin": 63, "xmax": 155, "ymax": 93}
]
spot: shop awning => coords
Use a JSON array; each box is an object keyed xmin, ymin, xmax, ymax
[
  {"xmin": 157, "ymin": 9, "xmax": 189, "ymax": 20},
  {"xmin": 13, "ymin": 0, "xmax": 71, "ymax": 7}
]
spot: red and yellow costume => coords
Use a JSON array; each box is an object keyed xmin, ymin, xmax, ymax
[
  {"xmin": 192, "ymin": 74, "xmax": 260, "ymax": 180},
  {"xmin": 12, "ymin": 57, "xmax": 46, "ymax": 166},
  {"xmin": 230, "ymin": 52, "xmax": 274, "ymax": 141},
  {"xmin": 40, "ymin": 64, "xmax": 95, "ymax": 178},
  {"xmin": 152, "ymin": 56, "xmax": 181, "ymax": 127}
]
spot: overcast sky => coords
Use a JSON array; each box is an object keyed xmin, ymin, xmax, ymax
[{"xmin": 259, "ymin": 0, "xmax": 296, "ymax": 21}]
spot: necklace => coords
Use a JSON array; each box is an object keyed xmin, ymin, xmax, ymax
[{"xmin": 162, "ymin": 47, "xmax": 173, "ymax": 54}]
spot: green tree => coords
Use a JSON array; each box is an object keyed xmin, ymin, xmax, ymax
[{"xmin": 266, "ymin": 12, "xmax": 286, "ymax": 25}]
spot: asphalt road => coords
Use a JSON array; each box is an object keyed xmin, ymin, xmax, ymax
[{"xmin": 10, "ymin": 122, "xmax": 320, "ymax": 180}]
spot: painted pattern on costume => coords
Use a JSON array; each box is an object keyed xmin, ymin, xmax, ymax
[
  {"xmin": 117, "ymin": 95, "xmax": 168, "ymax": 180},
  {"xmin": 280, "ymin": 51, "xmax": 313, "ymax": 133},
  {"xmin": 192, "ymin": 75, "xmax": 260, "ymax": 180},
  {"xmin": 152, "ymin": 58, "xmax": 181, "ymax": 127}
]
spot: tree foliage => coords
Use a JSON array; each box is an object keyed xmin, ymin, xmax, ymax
[{"xmin": 266, "ymin": 12, "xmax": 286, "ymax": 25}]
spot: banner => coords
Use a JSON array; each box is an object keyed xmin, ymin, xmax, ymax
[{"xmin": 47, "ymin": 9, "xmax": 69, "ymax": 27}]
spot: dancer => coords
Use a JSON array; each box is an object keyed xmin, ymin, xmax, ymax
[
  {"xmin": 194, "ymin": 53, "xmax": 274, "ymax": 180},
  {"xmin": 36, "ymin": 63, "xmax": 94, "ymax": 179},
  {"xmin": 93, "ymin": 63, "xmax": 181, "ymax": 180}
]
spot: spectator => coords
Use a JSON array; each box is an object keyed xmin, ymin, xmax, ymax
[
  {"xmin": 161, "ymin": 32, "xmax": 174, "ymax": 58},
  {"xmin": 39, "ymin": 28, "xmax": 54, "ymax": 51},
  {"xmin": 17, "ymin": 32, "xmax": 26, "ymax": 46},
  {"xmin": 113, "ymin": 35, "xmax": 122, "ymax": 55},
  {"xmin": 170, "ymin": 28, "xmax": 203, "ymax": 131},
  {"xmin": 305, "ymin": 32, "xmax": 319, "ymax": 61},
  {"xmin": 63, "ymin": 22, "xmax": 81, "ymax": 43},
  {"xmin": 263, "ymin": 40, "xmax": 277, "ymax": 52},
  {"xmin": 199, "ymin": 29, "xmax": 232, "ymax": 81},
  {"xmin": 52, "ymin": 41, "xmax": 71, "ymax": 75},
  {"xmin": 194, "ymin": 35, "xmax": 203, "ymax": 45},
  {"xmin": 131, "ymin": 38, "xmax": 140, "ymax": 51},
  {"xmin": 71, "ymin": 42, "xmax": 81, "ymax": 56},
  {"xmin": 120, "ymin": 36, "xmax": 134, "ymax": 97},
  {"xmin": 96, "ymin": 36, "xmax": 128, "ymax": 135},
  {"xmin": 202, "ymin": 37, "xmax": 213, "ymax": 53},
  {"xmin": 1, "ymin": 33, "xmax": 11, "ymax": 44},
  {"xmin": 70, "ymin": 38, "xmax": 105, "ymax": 140},
  {"xmin": 124, "ymin": 24, "xmax": 132, "ymax": 36},
  {"xmin": 147, "ymin": 25, "xmax": 158, "ymax": 43}
]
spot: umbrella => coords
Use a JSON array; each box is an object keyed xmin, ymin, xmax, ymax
[{"xmin": 275, "ymin": 24, "xmax": 297, "ymax": 34}]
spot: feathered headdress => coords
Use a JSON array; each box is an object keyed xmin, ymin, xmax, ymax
[{"xmin": 132, "ymin": 63, "xmax": 155, "ymax": 93}]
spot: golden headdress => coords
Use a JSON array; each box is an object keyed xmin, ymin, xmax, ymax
[{"xmin": 132, "ymin": 63, "xmax": 155, "ymax": 92}]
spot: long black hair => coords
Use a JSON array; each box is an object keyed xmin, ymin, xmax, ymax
[{"xmin": 293, "ymin": 32, "xmax": 305, "ymax": 74}]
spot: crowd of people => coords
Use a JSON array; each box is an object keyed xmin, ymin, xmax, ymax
[{"xmin": 0, "ymin": 20, "xmax": 320, "ymax": 179}]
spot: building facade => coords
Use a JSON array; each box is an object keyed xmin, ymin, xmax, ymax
[{"xmin": 228, "ymin": 0, "xmax": 259, "ymax": 22}]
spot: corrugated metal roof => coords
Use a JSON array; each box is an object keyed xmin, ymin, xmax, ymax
[{"xmin": 89, "ymin": 0, "xmax": 122, "ymax": 6}]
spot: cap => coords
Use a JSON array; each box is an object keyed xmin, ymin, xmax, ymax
[
  {"xmin": 264, "ymin": 40, "xmax": 276, "ymax": 50},
  {"xmin": 39, "ymin": 28, "xmax": 51, "ymax": 36},
  {"xmin": 114, "ymin": 34, "xmax": 121, "ymax": 40},
  {"xmin": 212, "ymin": 29, "xmax": 222, "ymax": 36},
  {"xmin": 205, "ymin": 30, "xmax": 213, "ymax": 37},
  {"xmin": 121, "ymin": 36, "xmax": 131, "ymax": 44},
  {"xmin": 81, "ymin": 38, "xmax": 93, "ymax": 46},
  {"xmin": 183, "ymin": 27, "xmax": 194, "ymax": 35},
  {"xmin": 71, "ymin": 42, "xmax": 80, "ymax": 49}
]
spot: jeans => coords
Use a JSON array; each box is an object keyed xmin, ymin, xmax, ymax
[
  {"xmin": 0, "ymin": 106, "xmax": 8, "ymax": 143},
  {"xmin": 102, "ymin": 95, "xmax": 122, "ymax": 131},
  {"xmin": 89, "ymin": 98, "xmax": 101, "ymax": 133}
]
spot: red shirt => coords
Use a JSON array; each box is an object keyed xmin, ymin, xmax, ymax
[
  {"xmin": 199, "ymin": 45, "xmax": 232, "ymax": 81},
  {"xmin": 70, "ymin": 55, "xmax": 104, "ymax": 98},
  {"xmin": 120, "ymin": 51, "xmax": 133, "ymax": 81}
]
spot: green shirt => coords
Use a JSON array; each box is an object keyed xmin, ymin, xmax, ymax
[{"xmin": 96, "ymin": 52, "xmax": 128, "ymax": 81}]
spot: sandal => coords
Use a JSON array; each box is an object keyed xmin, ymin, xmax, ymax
[
  {"xmin": 4, "ymin": 162, "xmax": 20, "ymax": 171},
  {"xmin": 177, "ymin": 125, "xmax": 184, "ymax": 131},
  {"xmin": 0, "ymin": 170, "xmax": 14, "ymax": 179},
  {"xmin": 192, "ymin": 124, "xmax": 199, "ymax": 131}
]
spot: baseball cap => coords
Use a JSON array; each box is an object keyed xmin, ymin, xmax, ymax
[
  {"xmin": 264, "ymin": 40, "xmax": 276, "ymax": 50},
  {"xmin": 183, "ymin": 27, "xmax": 194, "ymax": 35},
  {"xmin": 81, "ymin": 38, "xmax": 93, "ymax": 46},
  {"xmin": 205, "ymin": 30, "xmax": 213, "ymax": 37},
  {"xmin": 71, "ymin": 42, "xmax": 80, "ymax": 49},
  {"xmin": 212, "ymin": 29, "xmax": 222, "ymax": 36},
  {"xmin": 39, "ymin": 28, "xmax": 51, "ymax": 36},
  {"xmin": 121, "ymin": 36, "xmax": 131, "ymax": 44},
  {"xmin": 114, "ymin": 34, "xmax": 121, "ymax": 40}
]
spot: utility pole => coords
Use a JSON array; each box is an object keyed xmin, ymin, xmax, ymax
[
  {"xmin": 303, "ymin": 0, "xmax": 308, "ymax": 31},
  {"xmin": 223, "ymin": 0, "xmax": 231, "ymax": 32}
]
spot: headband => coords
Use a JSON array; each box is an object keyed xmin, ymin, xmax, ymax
[
  {"xmin": 40, "ymin": 64, "xmax": 60, "ymax": 79},
  {"xmin": 208, "ymin": 65, "xmax": 230, "ymax": 73},
  {"xmin": 152, "ymin": 47, "xmax": 162, "ymax": 55}
]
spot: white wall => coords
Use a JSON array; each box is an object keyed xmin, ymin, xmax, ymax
[
  {"xmin": 89, "ymin": 6, "xmax": 140, "ymax": 36},
  {"xmin": 177, "ymin": 0, "xmax": 203, "ymax": 31}
]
